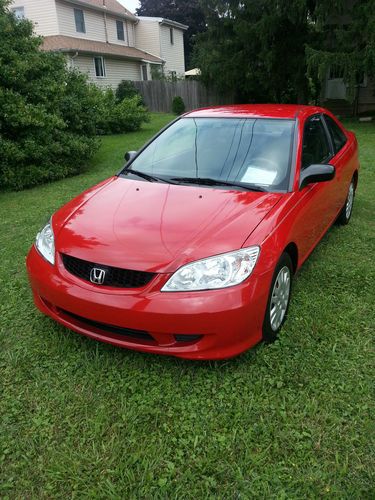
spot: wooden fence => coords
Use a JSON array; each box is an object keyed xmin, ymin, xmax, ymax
[{"xmin": 133, "ymin": 80, "xmax": 234, "ymax": 113}]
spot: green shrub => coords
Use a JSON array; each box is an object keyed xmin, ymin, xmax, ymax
[
  {"xmin": 0, "ymin": 1, "xmax": 99, "ymax": 190},
  {"xmin": 96, "ymin": 93, "xmax": 149, "ymax": 135},
  {"xmin": 172, "ymin": 96, "xmax": 186, "ymax": 115},
  {"xmin": 0, "ymin": 2, "xmax": 150, "ymax": 191},
  {"xmin": 116, "ymin": 80, "xmax": 144, "ymax": 106}
]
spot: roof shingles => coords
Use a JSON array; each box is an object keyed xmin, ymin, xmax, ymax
[{"xmin": 41, "ymin": 35, "xmax": 163, "ymax": 63}]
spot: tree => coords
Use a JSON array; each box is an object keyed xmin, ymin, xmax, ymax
[
  {"xmin": 306, "ymin": 0, "xmax": 375, "ymax": 104},
  {"xmin": 193, "ymin": 0, "xmax": 312, "ymax": 103},
  {"xmin": 193, "ymin": 0, "xmax": 375, "ymax": 105},
  {"xmin": 136, "ymin": 0, "xmax": 206, "ymax": 69}
]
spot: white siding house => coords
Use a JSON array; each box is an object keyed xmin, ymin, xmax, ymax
[
  {"xmin": 9, "ymin": 0, "xmax": 187, "ymax": 88},
  {"xmin": 136, "ymin": 17, "xmax": 187, "ymax": 78}
]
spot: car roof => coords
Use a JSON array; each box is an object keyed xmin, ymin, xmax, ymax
[{"xmin": 184, "ymin": 104, "xmax": 326, "ymax": 120}]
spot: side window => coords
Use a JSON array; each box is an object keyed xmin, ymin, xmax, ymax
[
  {"xmin": 116, "ymin": 20, "xmax": 125, "ymax": 41},
  {"xmin": 324, "ymin": 114, "xmax": 347, "ymax": 154},
  {"xmin": 12, "ymin": 7, "xmax": 25, "ymax": 19},
  {"xmin": 74, "ymin": 8, "xmax": 85, "ymax": 33},
  {"xmin": 302, "ymin": 115, "xmax": 331, "ymax": 169},
  {"xmin": 94, "ymin": 57, "xmax": 106, "ymax": 77}
]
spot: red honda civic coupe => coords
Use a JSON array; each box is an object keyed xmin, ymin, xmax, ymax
[{"xmin": 26, "ymin": 105, "xmax": 359, "ymax": 360}]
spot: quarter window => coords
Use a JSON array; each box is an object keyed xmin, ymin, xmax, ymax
[
  {"xmin": 94, "ymin": 57, "xmax": 106, "ymax": 77},
  {"xmin": 116, "ymin": 20, "xmax": 125, "ymax": 41},
  {"xmin": 170, "ymin": 27, "xmax": 174, "ymax": 44},
  {"xmin": 323, "ymin": 114, "xmax": 347, "ymax": 154},
  {"xmin": 302, "ymin": 116, "xmax": 331, "ymax": 169},
  {"xmin": 74, "ymin": 8, "xmax": 85, "ymax": 33}
]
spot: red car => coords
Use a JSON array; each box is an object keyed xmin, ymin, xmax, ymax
[{"xmin": 26, "ymin": 105, "xmax": 359, "ymax": 360}]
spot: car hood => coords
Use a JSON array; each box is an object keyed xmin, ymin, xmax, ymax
[{"xmin": 54, "ymin": 177, "xmax": 282, "ymax": 273}]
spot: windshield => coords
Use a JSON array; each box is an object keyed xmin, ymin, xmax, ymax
[{"xmin": 124, "ymin": 117, "xmax": 295, "ymax": 191}]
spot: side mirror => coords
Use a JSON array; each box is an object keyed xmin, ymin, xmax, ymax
[
  {"xmin": 300, "ymin": 164, "xmax": 335, "ymax": 189},
  {"xmin": 124, "ymin": 151, "xmax": 137, "ymax": 162}
]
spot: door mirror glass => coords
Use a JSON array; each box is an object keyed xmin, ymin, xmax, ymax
[{"xmin": 300, "ymin": 164, "xmax": 335, "ymax": 189}]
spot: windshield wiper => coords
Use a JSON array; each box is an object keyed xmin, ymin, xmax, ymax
[
  {"xmin": 125, "ymin": 169, "xmax": 175, "ymax": 184},
  {"xmin": 170, "ymin": 177, "xmax": 266, "ymax": 192}
]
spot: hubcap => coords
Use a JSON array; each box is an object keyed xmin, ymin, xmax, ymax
[
  {"xmin": 346, "ymin": 182, "xmax": 354, "ymax": 219},
  {"xmin": 270, "ymin": 266, "xmax": 291, "ymax": 331}
]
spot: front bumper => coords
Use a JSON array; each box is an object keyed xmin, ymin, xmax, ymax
[{"xmin": 26, "ymin": 246, "xmax": 271, "ymax": 359}]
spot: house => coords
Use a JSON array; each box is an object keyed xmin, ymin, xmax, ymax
[
  {"xmin": 10, "ymin": 0, "xmax": 188, "ymax": 88},
  {"xmin": 135, "ymin": 17, "xmax": 188, "ymax": 79},
  {"xmin": 322, "ymin": 70, "xmax": 375, "ymax": 117},
  {"xmin": 320, "ymin": 0, "xmax": 375, "ymax": 116}
]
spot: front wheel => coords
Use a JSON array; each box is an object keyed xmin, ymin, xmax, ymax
[
  {"xmin": 262, "ymin": 252, "xmax": 293, "ymax": 343},
  {"xmin": 337, "ymin": 179, "xmax": 355, "ymax": 225}
]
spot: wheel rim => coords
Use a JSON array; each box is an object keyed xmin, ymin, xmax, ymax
[
  {"xmin": 270, "ymin": 266, "xmax": 291, "ymax": 331},
  {"xmin": 345, "ymin": 182, "xmax": 354, "ymax": 219}
]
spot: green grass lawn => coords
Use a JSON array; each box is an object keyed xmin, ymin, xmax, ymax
[{"xmin": 1, "ymin": 113, "xmax": 374, "ymax": 498}]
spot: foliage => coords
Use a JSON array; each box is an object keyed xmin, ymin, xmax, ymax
[
  {"xmin": 194, "ymin": 0, "xmax": 312, "ymax": 103},
  {"xmin": 136, "ymin": 0, "xmax": 206, "ymax": 68},
  {"xmin": 0, "ymin": 0, "xmax": 99, "ymax": 190},
  {"xmin": 194, "ymin": 0, "xmax": 375, "ymax": 105},
  {"xmin": 0, "ymin": 113, "xmax": 374, "ymax": 498},
  {"xmin": 95, "ymin": 91, "xmax": 150, "ymax": 135},
  {"xmin": 0, "ymin": 1, "xmax": 151, "ymax": 190},
  {"xmin": 172, "ymin": 95, "xmax": 186, "ymax": 115},
  {"xmin": 116, "ymin": 79, "xmax": 144, "ymax": 106},
  {"xmin": 306, "ymin": 0, "xmax": 375, "ymax": 102}
]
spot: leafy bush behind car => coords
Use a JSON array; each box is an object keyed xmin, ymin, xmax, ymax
[
  {"xmin": 116, "ymin": 80, "xmax": 145, "ymax": 107},
  {"xmin": 0, "ymin": 1, "xmax": 149, "ymax": 191},
  {"xmin": 95, "ymin": 89, "xmax": 149, "ymax": 135}
]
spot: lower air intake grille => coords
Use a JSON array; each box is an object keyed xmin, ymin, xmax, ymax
[
  {"xmin": 61, "ymin": 253, "xmax": 155, "ymax": 289},
  {"xmin": 60, "ymin": 309, "xmax": 154, "ymax": 341}
]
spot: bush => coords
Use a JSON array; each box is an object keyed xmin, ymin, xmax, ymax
[
  {"xmin": 0, "ymin": 2, "xmax": 150, "ymax": 191},
  {"xmin": 172, "ymin": 96, "xmax": 186, "ymax": 115},
  {"xmin": 116, "ymin": 80, "xmax": 144, "ymax": 106},
  {"xmin": 95, "ymin": 92, "xmax": 149, "ymax": 135},
  {"xmin": 0, "ymin": 1, "xmax": 99, "ymax": 190}
]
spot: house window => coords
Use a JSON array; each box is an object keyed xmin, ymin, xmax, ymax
[
  {"xmin": 94, "ymin": 57, "xmax": 106, "ymax": 77},
  {"xmin": 11, "ymin": 6, "xmax": 25, "ymax": 19},
  {"xmin": 170, "ymin": 27, "xmax": 174, "ymax": 45},
  {"xmin": 116, "ymin": 20, "xmax": 125, "ymax": 41},
  {"xmin": 170, "ymin": 71, "xmax": 177, "ymax": 81},
  {"xmin": 141, "ymin": 64, "xmax": 148, "ymax": 81},
  {"xmin": 74, "ymin": 8, "xmax": 86, "ymax": 33}
]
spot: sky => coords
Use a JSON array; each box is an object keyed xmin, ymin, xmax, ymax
[{"xmin": 118, "ymin": 0, "xmax": 140, "ymax": 14}]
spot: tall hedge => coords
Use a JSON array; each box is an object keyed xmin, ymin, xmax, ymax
[{"xmin": 0, "ymin": 1, "xmax": 101, "ymax": 190}]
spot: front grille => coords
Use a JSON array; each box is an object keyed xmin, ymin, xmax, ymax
[
  {"xmin": 61, "ymin": 253, "xmax": 155, "ymax": 289},
  {"xmin": 60, "ymin": 309, "xmax": 155, "ymax": 342}
]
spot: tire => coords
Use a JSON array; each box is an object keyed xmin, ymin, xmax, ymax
[
  {"xmin": 336, "ymin": 178, "xmax": 355, "ymax": 225},
  {"xmin": 262, "ymin": 252, "xmax": 293, "ymax": 343}
]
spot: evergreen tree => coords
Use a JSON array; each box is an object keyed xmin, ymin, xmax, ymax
[{"xmin": 193, "ymin": 0, "xmax": 375, "ymax": 104}]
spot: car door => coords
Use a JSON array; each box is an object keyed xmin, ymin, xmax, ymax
[{"xmin": 291, "ymin": 114, "xmax": 337, "ymax": 260}]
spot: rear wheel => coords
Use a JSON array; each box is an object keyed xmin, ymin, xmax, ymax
[
  {"xmin": 337, "ymin": 179, "xmax": 355, "ymax": 225},
  {"xmin": 262, "ymin": 252, "xmax": 293, "ymax": 343}
]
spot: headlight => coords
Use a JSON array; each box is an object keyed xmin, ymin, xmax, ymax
[
  {"xmin": 161, "ymin": 246, "xmax": 260, "ymax": 292},
  {"xmin": 35, "ymin": 218, "xmax": 55, "ymax": 265}
]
